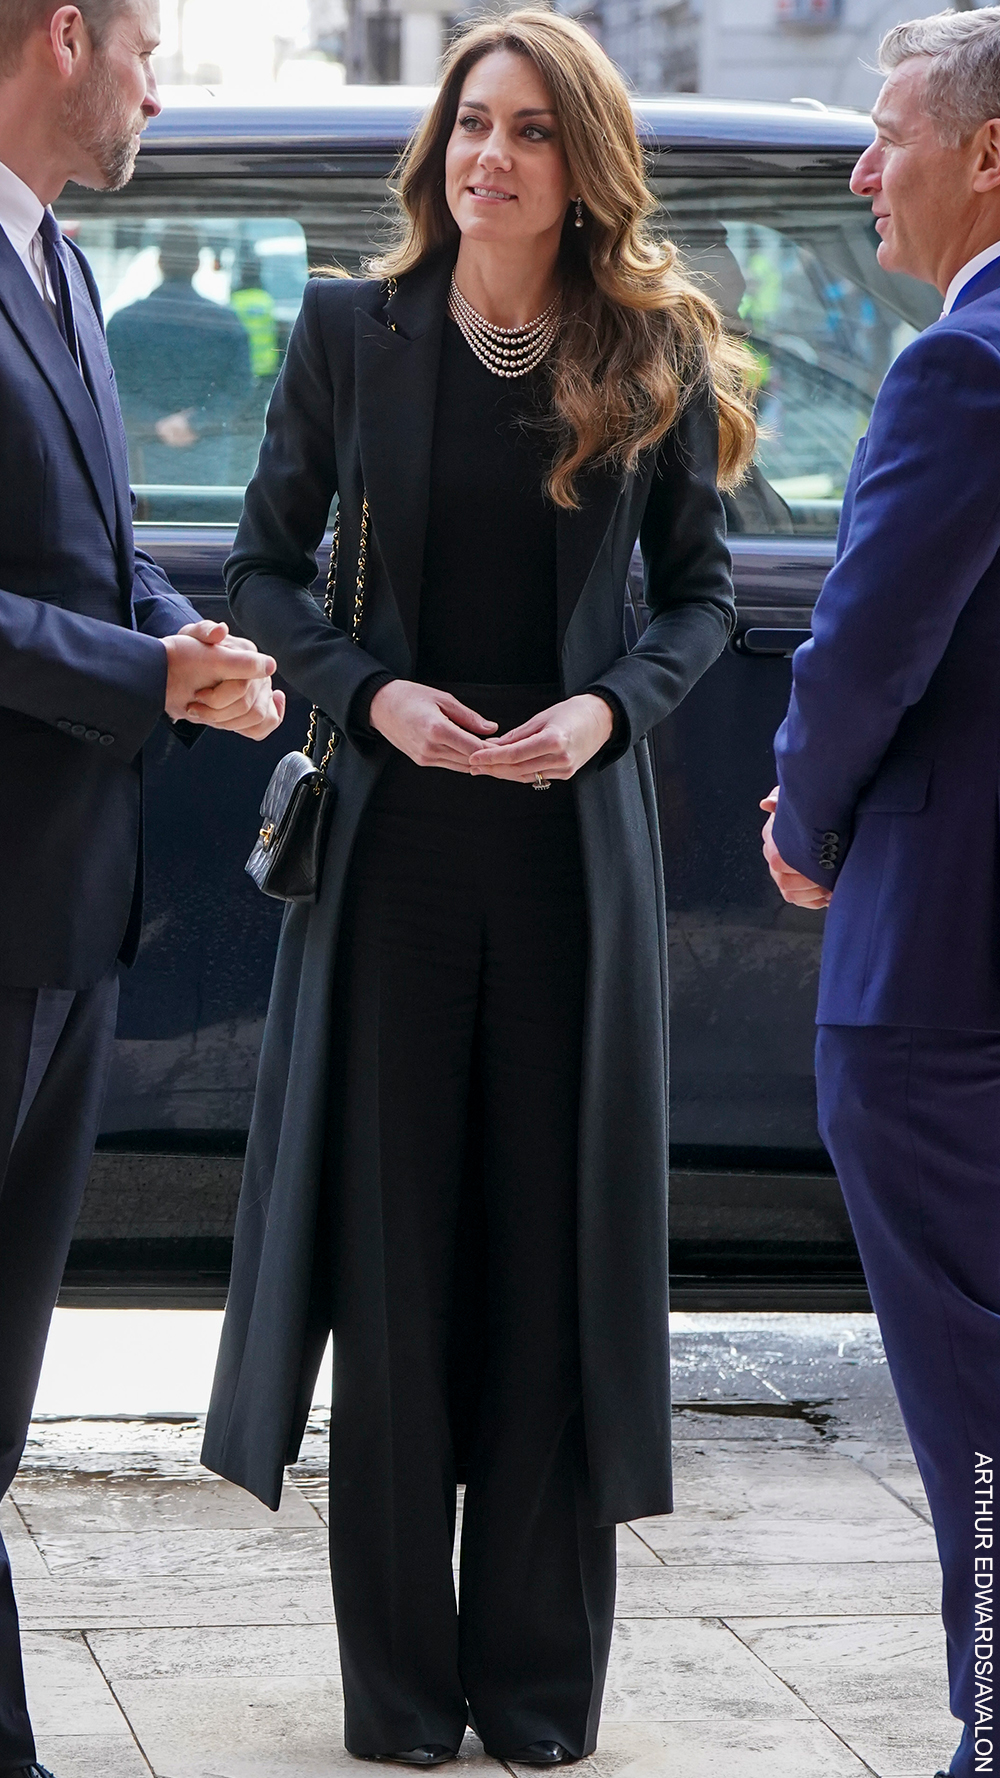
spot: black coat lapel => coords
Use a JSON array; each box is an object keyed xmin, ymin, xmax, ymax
[
  {"xmin": 556, "ymin": 462, "xmax": 625, "ymax": 653},
  {"xmin": 0, "ymin": 227, "xmax": 118, "ymax": 548},
  {"xmin": 354, "ymin": 254, "xmax": 452, "ymax": 662}
]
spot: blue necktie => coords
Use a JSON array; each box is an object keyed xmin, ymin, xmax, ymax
[{"xmin": 38, "ymin": 209, "xmax": 81, "ymax": 370}]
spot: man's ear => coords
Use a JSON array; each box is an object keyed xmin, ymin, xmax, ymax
[
  {"xmin": 47, "ymin": 5, "xmax": 88, "ymax": 83},
  {"xmin": 972, "ymin": 117, "xmax": 1000, "ymax": 194}
]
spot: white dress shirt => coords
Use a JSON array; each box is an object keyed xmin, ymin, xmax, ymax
[
  {"xmin": 941, "ymin": 239, "xmax": 1000, "ymax": 316},
  {"xmin": 0, "ymin": 157, "xmax": 57, "ymax": 313}
]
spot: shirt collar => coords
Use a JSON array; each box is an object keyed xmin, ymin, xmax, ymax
[
  {"xmin": 0, "ymin": 158, "xmax": 45, "ymax": 259},
  {"xmin": 942, "ymin": 239, "xmax": 1000, "ymax": 315}
]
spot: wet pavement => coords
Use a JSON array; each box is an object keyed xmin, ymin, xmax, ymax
[{"xmin": 7, "ymin": 1313, "xmax": 957, "ymax": 1777}]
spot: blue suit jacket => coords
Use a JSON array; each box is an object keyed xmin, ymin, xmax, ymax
[
  {"xmin": 0, "ymin": 225, "xmax": 200, "ymax": 990},
  {"xmin": 773, "ymin": 257, "xmax": 1000, "ymax": 1028}
]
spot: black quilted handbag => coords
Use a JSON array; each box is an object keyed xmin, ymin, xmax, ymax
[{"xmin": 245, "ymin": 497, "xmax": 369, "ymax": 902}]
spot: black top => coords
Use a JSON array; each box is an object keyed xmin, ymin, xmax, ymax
[
  {"xmin": 349, "ymin": 317, "xmax": 623, "ymax": 745},
  {"xmin": 416, "ymin": 318, "xmax": 557, "ymax": 685}
]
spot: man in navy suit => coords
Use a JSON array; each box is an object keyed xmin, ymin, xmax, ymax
[
  {"xmin": 762, "ymin": 12, "xmax": 1000, "ymax": 1776},
  {"xmin": 0, "ymin": 3, "xmax": 285, "ymax": 1772}
]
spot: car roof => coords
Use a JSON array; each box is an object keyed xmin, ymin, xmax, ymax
[{"xmin": 145, "ymin": 87, "xmax": 874, "ymax": 157}]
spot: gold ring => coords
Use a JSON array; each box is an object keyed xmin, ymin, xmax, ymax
[{"xmin": 533, "ymin": 773, "xmax": 552, "ymax": 791}]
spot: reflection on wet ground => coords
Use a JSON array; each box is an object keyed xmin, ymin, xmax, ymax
[{"xmin": 8, "ymin": 1314, "xmax": 954, "ymax": 1776}]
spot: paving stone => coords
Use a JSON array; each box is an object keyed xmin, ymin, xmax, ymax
[
  {"xmin": 91, "ymin": 1623, "xmax": 341, "ymax": 1680},
  {"xmin": 728, "ymin": 1615, "xmax": 959, "ymax": 1776},
  {"xmin": 630, "ymin": 1443, "xmax": 936, "ymax": 1565},
  {"xmin": 13, "ymin": 1475, "xmax": 321, "ymax": 1533},
  {"xmin": 21, "ymin": 1629, "xmax": 133, "ymax": 1737},
  {"xmin": 15, "ymin": 1574, "xmax": 336, "ymax": 1631},
  {"xmin": 33, "ymin": 1525, "xmax": 328, "ymax": 1579},
  {"xmin": 602, "ymin": 1618, "xmax": 813, "ymax": 1722},
  {"xmin": 615, "ymin": 1526, "xmax": 661, "ymax": 1568},
  {"xmin": 33, "ymin": 1734, "xmax": 151, "ymax": 1777},
  {"xmin": 509, "ymin": 1717, "xmax": 872, "ymax": 1775},
  {"xmin": 107, "ymin": 1678, "xmax": 502, "ymax": 1774},
  {"xmin": 0, "ymin": 1494, "xmax": 50, "ymax": 1582},
  {"xmin": 614, "ymin": 1558, "xmax": 942, "ymax": 1618}
]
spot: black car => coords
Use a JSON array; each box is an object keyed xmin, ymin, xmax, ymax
[{"xmin": 57, "ymin": 89, "xmax": 941, "ymax": 1311}]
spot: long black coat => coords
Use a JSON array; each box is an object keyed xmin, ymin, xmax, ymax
[{"xmin": 201, "ymin": 253, "xmax": 735, "ymax": 1526}]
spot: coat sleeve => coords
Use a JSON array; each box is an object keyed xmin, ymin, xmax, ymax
[
  {"xmin": 772, "ymin": 325, "xmax": 1000, "ymax": 889},
  {"xmin": 0, "ymin": 585, "xmax": 167, "ymax": 763},
  {"xmin": 225, "ymin": 280, "xmax": 387, "ymax": 732},
  {"xmin": 588, "ymin": 385, "xmax": 736, "ymax": 763}
]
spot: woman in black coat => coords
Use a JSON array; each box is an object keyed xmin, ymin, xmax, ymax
[{"xmin": 203, "ymin": 8, "xmax": 755, "ymax": 1767}]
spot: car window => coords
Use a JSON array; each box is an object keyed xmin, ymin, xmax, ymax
[
  {"xmin": 60, "ymin": 165, "xmax": 938, "ymax": 538},
  {"xmin": 59, "ymin": 213, "xmax": 306, "ymax": 522},
  {"xmin": 652, "ymin": 176, "xmax": 942, "ymax": 537},
  {"xmin": 56, "ymin": 178, "xmax": 394, "ymax": 525}
]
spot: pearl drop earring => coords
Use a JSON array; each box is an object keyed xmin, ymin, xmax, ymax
[{"xmin": 574, "ymin": 196, "xmax": 584, "ymax": 228}]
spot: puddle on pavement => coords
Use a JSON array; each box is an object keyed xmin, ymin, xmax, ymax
[{"xmin": 673, "ymin": 1397, "xmax": 838, "ymax": 1435}]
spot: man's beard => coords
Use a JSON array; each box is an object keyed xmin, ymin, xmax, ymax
[{"xmin": 62, "ymin": 52, "xmax": 146, "ymax": 192}]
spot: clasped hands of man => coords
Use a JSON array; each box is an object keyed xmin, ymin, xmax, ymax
[
  {"xmin": 162, "ymin": 619, "xmax": 285, "ymax": 740},
  {"xmin": 759, "ymin": 787, "xmax": 832, "ymax": 910},
  {"xmin": 369, "ymin": 680, "xmax": 613, "ymax": 782}
]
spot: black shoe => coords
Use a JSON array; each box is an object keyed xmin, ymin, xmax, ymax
[
  {"xmin": 16, "ymin": 1767, "xmax": 57, "ymax": 1778},
  {"xmin": 369, "ymin": 1749, "xmax": 456, "ymax": 1767},
  {"xmin": 506, "ymin": 1747, "xmax": 576, "ymax": 1767}
]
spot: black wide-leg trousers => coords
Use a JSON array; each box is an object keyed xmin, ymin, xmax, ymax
[
  {"xmin": 325, "ymin": 687, "xmax": 617, "ymax": 1761},
  {"xmin": 0, "ymin": 973, "xmax": 119, "ymax": 1767}
]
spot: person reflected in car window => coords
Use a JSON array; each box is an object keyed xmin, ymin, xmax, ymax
[
  {"xmin": 230, "ymin": 252, "xmax": 279, "ymax": 381},
  {"xmin": 107, "ymin": 223, "xmax": 253, "ymax": 488},
  {"xmin": 229, "ymin": 251, "xmax": 280, "ymax": 482},
  {"xmin": 681, "ymin": 224, "xmax": 794, "ymax": 534}
]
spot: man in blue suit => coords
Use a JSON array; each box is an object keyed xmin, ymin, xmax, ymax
[
  {"xmin": 762, "ymin": 12, "xmax": 1000, "ymax": 1776},
  {"xmin": 0, "ymin": 2, "xmax": 285, "ymax": 1772}
]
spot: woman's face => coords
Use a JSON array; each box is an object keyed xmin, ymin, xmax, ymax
[{"xmin": 445, "ymin": 50, "xmax": 575, "ymax": 251}]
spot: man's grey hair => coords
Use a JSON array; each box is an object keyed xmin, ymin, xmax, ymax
[
  {"xmin": 0, "ymin": 0, "xmax": 130, "ymax": 78},
  {"xmin": 879, "ymin": 8, "xmax": 1000, "ymax": 146}
]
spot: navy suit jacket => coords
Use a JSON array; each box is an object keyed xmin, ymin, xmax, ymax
[
  {"xmin": 773, "ymin": 257, "xmax": 1000, "ymax": 1028},
  {"xmin": 0, "ymin": 224, "xmax": 200, "ymax": 990}
]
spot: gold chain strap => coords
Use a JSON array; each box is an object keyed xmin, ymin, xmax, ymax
[
  {"xmin": 303, "ymin": 495, "xmax": 369, "ymax": 778},
  {"xmin": 302, "ymin": 281, "xmax": 393, "ymax": 783}
]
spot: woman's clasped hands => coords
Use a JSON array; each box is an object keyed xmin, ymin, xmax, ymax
[{"xmin": 369, "ymin": 679, "xmax": 613, "ymax": 782}]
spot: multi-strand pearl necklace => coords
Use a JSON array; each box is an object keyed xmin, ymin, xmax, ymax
[{"xmin": 448, "ymin": 275, "xmax": 560, "ymax": 379}]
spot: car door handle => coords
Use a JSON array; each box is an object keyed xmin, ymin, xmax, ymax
[{"xmin": 736, "ymin": 627, "xmax": 812, "ymax": 656}]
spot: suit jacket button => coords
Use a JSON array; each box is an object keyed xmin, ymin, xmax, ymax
[
  {"xmin": 85, "ymin": 728, "xmax": 100, "ymax": 741},
  {"xmin": 70, "ymin": 723, "xmax": 86, "ymax": 738},
  {"xmin": 99, "ymin": 733, "xmax": 115, "ymax": 747},
  {"xmin": 57, "ymin": 719, "xmax": 71, "ymax": 732}
]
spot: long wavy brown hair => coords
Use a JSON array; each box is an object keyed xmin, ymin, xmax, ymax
[{"xmin": 369, "ymin": 7, "xmax": 757, "ymax": 509}]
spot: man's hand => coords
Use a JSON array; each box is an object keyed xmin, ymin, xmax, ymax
[
  {"xmin": 467, "ymin": 694, "xmax": 614, "ymax": 783},
  {"xmin": 162, "ymin": 623, "xmax": 285, "ymax": 741},
  {"xmin": 760, "ymin": 787, "xmax": 832, "ymax": 908},
  {"xmin": 156, "ymin": 410, "xmax": 198, "ymax": 449}
]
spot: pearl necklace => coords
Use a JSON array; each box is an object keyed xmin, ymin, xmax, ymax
[{"xmin": 448, "ymin": 275, "xmax": 559, "ymax": 379}]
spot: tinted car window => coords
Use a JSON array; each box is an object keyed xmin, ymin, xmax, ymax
[
  {"xmin": 57, "ymin": 178, "xmax": 395, "ymax": 524},
  {"xmin": 653, "ymin": 177, "xmax": 942, "ymax": 537},
  {"xmin": 60, "ymin": 167, "xmax": 936, "ymax": 537},
  {"xmin": 62, "ymin": 214, "xmax": 307, "ymax": 522}
]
